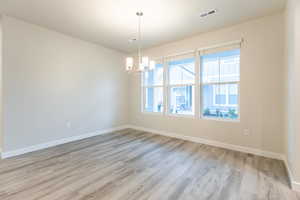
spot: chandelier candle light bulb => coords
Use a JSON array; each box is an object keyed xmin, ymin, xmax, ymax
[
  {"xmin": 142, "ymin": 56, "xmax": 149, "ymax": 67},
  {"xmin": 149, "ymin": 60, "xmax": 156, "ymax": 70},
  {"xmin": 126, "ymin": 57, "xmax": 133, "ymax": 71}
]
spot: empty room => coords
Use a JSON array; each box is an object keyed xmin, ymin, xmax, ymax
[{"xmin": 0, "ymin": 0, "xmax": 299, "ymax": 199}]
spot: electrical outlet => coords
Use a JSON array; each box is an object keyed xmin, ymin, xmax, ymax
[
  {"xmin": 66, "ymin": 121, "xmax": 71, "ymax": 128},
  {"xmin": 243, "ymin": 129, "xmax": 250, "ymax": 136}
]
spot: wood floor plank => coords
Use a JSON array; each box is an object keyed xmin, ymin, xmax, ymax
[{"xmin": 0, "ymin": 129, "xmax": 298, "ymax": 200}]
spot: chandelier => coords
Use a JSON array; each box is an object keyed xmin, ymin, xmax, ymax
[{"xmin": 126, "ymin": 12, "xmax": 155, "ymax": 72}]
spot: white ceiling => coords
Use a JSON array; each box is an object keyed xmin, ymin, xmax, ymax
[{"xmin": 0, "ymin": 0, "xmax": 286, "ymax": 53}]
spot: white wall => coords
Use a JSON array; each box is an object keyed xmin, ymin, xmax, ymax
[
  {"xmin": 285, "ymin": 0, "xmax": 300, "ymax": 185},
  {"xmin": 129, "ymin": 13, "xmax": 285, "ymax": 154},
  {"xmin": 0, "ymin": 16, "xmax": 3, "ymax": 150},
  {"xmin": 1, "ymin": 16, "xmax": 128, "ymax": 152}
]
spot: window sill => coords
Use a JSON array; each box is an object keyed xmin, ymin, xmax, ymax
[
  {"xmin": 167, "ymin": 113, "xmax": 196, "ymax": 119},
  {"xmin": 141, "ymin": 111, "xmax": 240, "ymax": 123},
  {"xmin": 201, "ymin": 116, "xmax": 240, "ymax": 123}
]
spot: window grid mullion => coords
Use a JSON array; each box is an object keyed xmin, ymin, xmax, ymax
[
  {"xmin": 163, "ymin": 57, "xmax": 168, "ymax": 115},
  {"xmin": 195, "ymin": 50, "xmax": 200, "ymax": 118},
  {"xmin": 142, "ymin": 48, "xmax": 240, "ymax": 121},
  {"xmin": 201, "ymin": 81, "xmax": 239, "ymax": 85},
  {"xmin": 141, "ymin": 72, "xmax": 144, "ymax": 112},
  {"xmin": 168, "ymin": 83, "xmax": 195, "ymax": 87}
]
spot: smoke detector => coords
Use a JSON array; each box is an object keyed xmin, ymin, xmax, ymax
[{"xmin": 200, "ymin": 9, "xmax": 218, "ymax": 18}]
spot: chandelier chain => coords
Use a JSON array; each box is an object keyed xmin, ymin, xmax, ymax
[
  {"xmin": 126, "ymin": 11, "xmax": 155, "ymax": 72},
  {"xmin": 138, "ymin": 12, "xmax": 142, "ymax": 65}
]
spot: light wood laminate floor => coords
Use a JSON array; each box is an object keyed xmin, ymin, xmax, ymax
[{"xmin": 0, "ymin": 129, "xmax": 299, "ymax": 200}]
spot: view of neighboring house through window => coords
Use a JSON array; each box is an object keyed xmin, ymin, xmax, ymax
[
  {"xmin": 201, "ymin": 49, "xmax": 240, "ymax": 120},
  {"xmin": 168, "ymin": 56, "xmax": 195, "ymax": 115},
  {"xmin": 141, "ymin": 42, "xmax": 241, "ymax": 121},
  {"xmin": 143, "ymin": 62, "xmax": 164, "ymax": 113}
]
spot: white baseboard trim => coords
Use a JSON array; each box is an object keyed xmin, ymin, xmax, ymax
[
  {"xmin": 282, "ymin": 156, "xmax": 300, "ymax": 192},
  {"xmin": 127, "ymin": 125, "xmax": 283, "ymax": 160},
  {"xmin": 1, "ymin": 125, "xmax": 129, "ymax": 159},
  {"xmin": 1, "ymin": 124, "xmax": 298, "ymax": 191}
]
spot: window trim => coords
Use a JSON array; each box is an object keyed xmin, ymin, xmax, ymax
[
  {"xmin": 141, "ymin": 68, "xmax": 164, "ymax": 113},
  {"xmin": 199, "ymin": 51, "xmax": 240, "ymax": 121},
  {"xmin": 167, "ymin": 57, "xmax": 196, "ymax": 117},
  {"xmin": 140, "ymin": 40, "xmax": 242, "ymax": 122}
]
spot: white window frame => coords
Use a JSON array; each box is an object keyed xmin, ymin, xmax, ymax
[
  {"xmin": 212, "ymin": 84, "xmax": 239, "ymax": 107},
  {"xmin": 141, "ymin": 62, "xmax": 164, "ymax": 115},
  {"xmin": 167, "ymin": 57, "xmax": 196, "ymax": 117},
  {"xmin": 140, "ymin": 39, "xmax": 242, "ymax": 122},
  {"xmin": 200, "ymin": 51, "xmax": 240, "ymax": 121}
]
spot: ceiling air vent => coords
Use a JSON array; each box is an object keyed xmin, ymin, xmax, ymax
[
  {"xmin": 128, "ymin": 38, "xmax": 137, "ymax": 43},
  {"xmin": 200, "ymin": 9, "xmax": 218, "ymax": 18}
]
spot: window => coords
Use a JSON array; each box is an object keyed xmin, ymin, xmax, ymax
[
  {"xmin": 213, "ymin": 84, "xmax": 238, "ymax": 106},
  {"xmin": 143, "ymin": 62, "xmax": 164, "ymax": 113},
  {"xmin": 141, "ymin": 41, "xmax": 241, "ymax": 121},
  {"xmin": 201, "ymin": 49, "xmax": 240, "ymax": 120},
  {"xmin": 168, "ymin": 57, "xmax": 195, "ymax": 115}
]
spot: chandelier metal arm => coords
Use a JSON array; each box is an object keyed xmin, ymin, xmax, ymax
[
  {"xmin": 138, "ymin": 12, "xmax": 142, "ymax": 65},
  {"xmin": 126, "ymin": 11, "xmax": 155, "ymax": 73}
]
